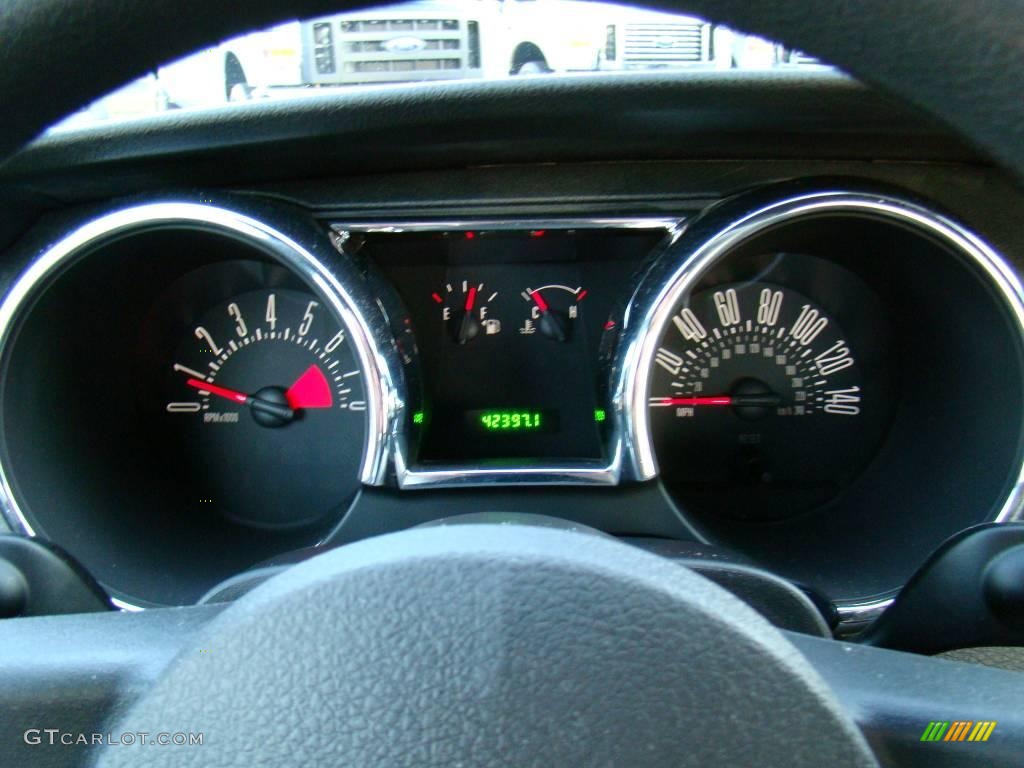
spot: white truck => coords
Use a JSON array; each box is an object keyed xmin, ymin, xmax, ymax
[
  {"xmin": 156, "ymin": 22, "xmax": 303, "ymax": 108},
  {"xmin": 155, "ymin": 1, "xmax": 793, "ymax": 111},
  {"xmin": 597, "ymin": 4, "xmax": 731, "ymax": 73},
  {"xmin": 300, "ymin": 1, "xmax": 487, "ymax": 86},
  {"xmin": 156, "ymin": 2, "xmax": 488, "ymax": 109},
  {"xmin": 488, "ymin": 0, "xmax": 730, "ymax": 76}
]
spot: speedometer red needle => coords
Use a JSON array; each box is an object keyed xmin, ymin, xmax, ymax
[
  {"xmin": 650, "ymin": 396, "xmax": 733, "ymax": 407},
  {"xmin": 464, "ymin": 286, "xmax": 477, "ymax": 312}
]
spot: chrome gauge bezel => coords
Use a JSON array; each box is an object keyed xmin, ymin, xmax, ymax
[
  {"xmin": 617, "ymin": 189, "xmax": 1024, "ymax": 627},
  {"xmin": 0, "ymin": 199, "xmax": 404, "ymax": 540},
  {"xmin": 331, "ymin": 217, "xmax": 681, "ymax": 490}
]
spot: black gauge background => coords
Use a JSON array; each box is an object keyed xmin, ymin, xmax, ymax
[
  {"xmin": 651, "ymin": 262, "xmax": 894, "ymax": 522},
  {"xmin": 653, "ymin": 212, "xmax": 1024, "ymax": 602},
  {"xmin": 0, "ymin": 229, "xmax": 368, "ymax": 606}
]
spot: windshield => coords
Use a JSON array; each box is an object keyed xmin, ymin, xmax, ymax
[{"xmin": 53, "ymin": 0, "xmax": 832, "ymax": 131}]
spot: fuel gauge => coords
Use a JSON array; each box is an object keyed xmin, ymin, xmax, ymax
[{"xmin": 432, "ymin": 280, "xmax": 501, "ymax": 344}]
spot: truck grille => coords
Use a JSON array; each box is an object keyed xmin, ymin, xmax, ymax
[
  {"xmin": 307, "ymin": 16, "xmax": 479, "ymax": 83},
  {"xmin": 340, "ymin": 19, "xmax": 459, "ymax": 33},
  {"xmin": 344, "ymin": 59, "xmax": 462, "ymax": 73},
  {"xmin": 622, "ymin": 22, "xmax": 708, "ymax": 66}
]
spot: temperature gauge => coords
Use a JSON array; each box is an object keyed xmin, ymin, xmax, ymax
[
  {"xmin": 432, "ymin": 280, "xmax": 501, "ymax": 344},
  {"xmin": 519, "ymin": 284, "xmax": 587, "ymax": 342}
]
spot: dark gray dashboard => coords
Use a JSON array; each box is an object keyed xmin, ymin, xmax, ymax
[{"xmin": 0, "ymin": 73, "xmax": 1023, "ymax": 629}]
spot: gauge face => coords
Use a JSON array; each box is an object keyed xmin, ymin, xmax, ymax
[
  {"xmin": 433, "ymin": 280, "xmax": 501, "ymax": 343},
  {"xmin": 648, "ymin": 281, "xmax": 890, "ymax": 520},
  {"xmin": 520, "ymin": 284, "xmax": 587, "ymax": 342},
  {"xmin": 163, "ymin": 287, "xmax": 367, "ymax": 529}
]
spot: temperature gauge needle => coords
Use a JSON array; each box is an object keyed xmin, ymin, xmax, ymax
[
  {"xmin": 187, "ymin": 379, "xmax": 295, "ymax": 421},
  {"xmin": 529, "ymin": 290, "xmax": 568, "ymax": 342}
]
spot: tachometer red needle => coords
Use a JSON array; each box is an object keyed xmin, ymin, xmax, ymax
[
  {"xmin": 530, "ymin": 290, "xmax": 549, "ymax": 312},
  {"xmin": 464, "ymin": 286, "xmax": 477, "ymax": 312},
  {"xmin": 649, "ymin": 396, "xmax": 733, "ymax": 407},
  {"xmin": 187, "ymin": 378, "xmax": 295, "ymax": 422},
  {"xmin": 187, "ymin": 378, "xmax": 248, "ymax": 404},
  {"xmin": 285, "ymin": 365, "xmax": 333, "ymax": 409}
]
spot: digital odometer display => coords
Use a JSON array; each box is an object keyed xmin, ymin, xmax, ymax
[
  {"xmin": 369, "ymin": 228, "xmax": 664, "ymax": 461},
  {"xmin": 469, "ymin": 409, "xmax": 558, "ymax": 434}
]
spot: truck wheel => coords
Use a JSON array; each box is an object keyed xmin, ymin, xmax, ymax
[
  {"xmin": 515, "ymin": 60, "xmax": 551, "ymax": 75},
  {"xmin": 225, "ymin": 53, "xmax": 250, "ymax": 102},
  {"xmin": 228, "ymin": 82, "xmax": 251, "ymax": 102}
]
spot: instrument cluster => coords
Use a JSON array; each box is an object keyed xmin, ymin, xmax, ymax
[{"xmin": 0, "ymin": 184, "xmax": 1021, "ymax": 617}]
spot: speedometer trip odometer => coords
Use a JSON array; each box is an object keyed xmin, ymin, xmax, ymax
[{"xmin": 649, "ymin": 283, "xmax": 887, "ymax": 520}]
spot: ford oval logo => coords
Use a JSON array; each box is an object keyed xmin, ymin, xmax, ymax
[{"xmin": 383, "ymin": 36, "xmax": 428, "ymax": 54}]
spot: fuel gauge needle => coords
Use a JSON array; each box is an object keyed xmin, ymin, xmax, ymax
[
  {"xmin": 186, "ymin": 379, "xmax": 295, "ymax": 421},
  {"xmin": 456, "ymin": 286, "xmax": 480, "ymax": 344}
]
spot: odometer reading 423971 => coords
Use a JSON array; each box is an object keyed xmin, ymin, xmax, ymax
[{"xmin": 648, "ymin": 282, "xmax": 888, "ymax": 520}]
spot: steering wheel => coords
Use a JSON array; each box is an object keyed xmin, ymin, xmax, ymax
[{"xmin": 1, "ymin": 1, "xmax": 1022, "ymax": 766}]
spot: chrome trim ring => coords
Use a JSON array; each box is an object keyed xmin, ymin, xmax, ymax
[
  {"xmin": 332, "ymin": 217, "xmax": 682, "ymax": 234},
  {"xmin": 0, "ymin": 200, "xmax": 404, "ymax": 542},
  {"xmin": 617, "ymin": 190, "xmax": 1024, "ymax": 627},
  {"xmin": 331, "ymin": 216, "xmax": 681, "ymax": 490}
]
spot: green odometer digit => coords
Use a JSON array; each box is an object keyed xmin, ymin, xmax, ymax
[
  {"xmin": 468, "ymin": 409, "xmax": 558, "ymax": 434},
  {"xmin": 481, "ymin": 411, "xmax": 542, "ymax": 431}
]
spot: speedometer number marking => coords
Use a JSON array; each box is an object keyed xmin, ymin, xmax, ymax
[
  {"xmin": 655, "ymin": 347, "xmax": 684, "ymax": 375},
  {"xmin": 713, "ymin": 289, "xmax": 741, "ymax": 326},
  {"xmin": 823, "ymin": 386, "xmax": 862, "ymax": 415},
  {"xmin": 813, "ymin": 341, "xmax": 855, "ymax": 376},
  {"xmin": 757, "ymin": 289, "xmax": 783, "ymax": 325},
  {"xmin": 789, "ymin": 305, "xmax": 828, "ymax": 345},
  {"xmin": 673, "ymin": 308, "xmax": 707, "ymax": 341}
]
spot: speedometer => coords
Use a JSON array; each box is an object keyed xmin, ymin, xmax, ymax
[
  {"xmin": 624, "ymin": 186, "xmax": 1024, "ymax": 614},
  {"xmin": 648, "ymin": 282, "xmax": 887, "ymax": 520}
]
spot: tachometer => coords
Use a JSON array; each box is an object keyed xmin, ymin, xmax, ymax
[
  {"xmin": 0, "ymin": 201, "xmax": 402, "ymax": 606},
  {"xmin": 164, "ymin": 288, "xmax": 367, "ymax": 529}
]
